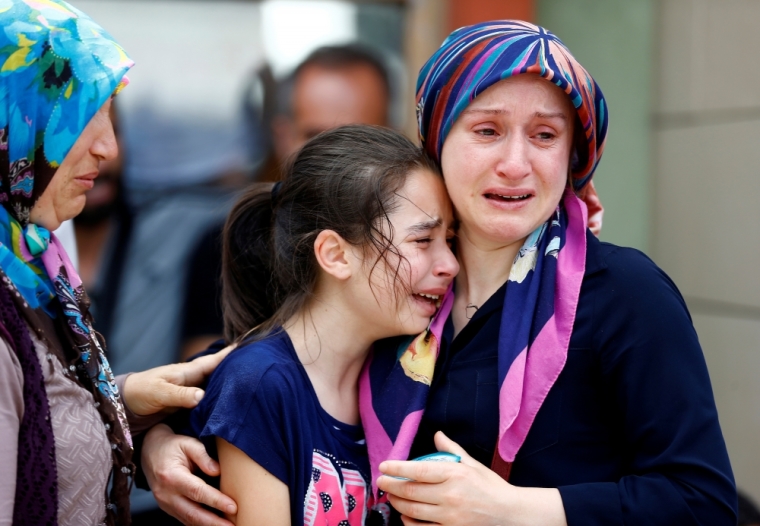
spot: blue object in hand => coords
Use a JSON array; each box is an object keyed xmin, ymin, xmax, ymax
[{"xmin": 386, "ymin": 452, "xmax": 462, "ymax": 481}]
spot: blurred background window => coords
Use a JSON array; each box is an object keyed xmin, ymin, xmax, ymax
[{"xmin": 75, "ymin": 0, "xmax": 406, "ymax": 192}]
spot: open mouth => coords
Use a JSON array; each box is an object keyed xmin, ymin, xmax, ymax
[
  {"xmin": 484, "ymin": 192, "xmax": 532, "ymax": 201},
  {"xmin": 413, "ymin": 293, "xmax": 442, "ymax": 309}
]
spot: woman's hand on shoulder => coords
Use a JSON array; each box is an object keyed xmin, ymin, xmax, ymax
[
  {"xmin": 142, "ymin": 423, "xmax": 237, "ymax": 526},
  {"xmin": 377, "ymin": 432, "xmax": 567, "ymax": 526},
  {"xmin": 122, "ymin": 343, "xmax": 234, "ymax": 416}
]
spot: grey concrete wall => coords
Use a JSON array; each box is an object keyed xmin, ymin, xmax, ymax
[{"xmin": 653, "ymin": 0, "xmax": 760, "ymax": 504}]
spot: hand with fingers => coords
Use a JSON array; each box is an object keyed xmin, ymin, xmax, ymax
[
  {"xmin": 377, "ymin": 431, "xmax": 567, "ymax": 526},
  {"xmin": 142, "ymin": 424, "xmax": 238, "ymax": 526},
  {"xmin": 122, "ymin": 344, "xmax": 235, "ymax": 416}
]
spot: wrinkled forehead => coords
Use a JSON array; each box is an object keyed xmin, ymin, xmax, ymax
[
  {"xmin": 386, "ymin": 168, "xmax": 453, "ymax": 233},
  {"xmin": 460, "ymin": 74, "xmax": 576, "ymax": 121}
]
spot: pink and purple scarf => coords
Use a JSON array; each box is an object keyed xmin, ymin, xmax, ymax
[{"xmin": 359, "ymin": 20, "xmax": 608, "ymax": 500}]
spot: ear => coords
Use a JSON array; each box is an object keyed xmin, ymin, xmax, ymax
[{"xmin": 314, "ymin": 230, "xmax": 354, "ymax": 281}]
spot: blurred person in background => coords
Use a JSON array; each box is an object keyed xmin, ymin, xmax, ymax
[
  {"xmin": 180, "ymin": 44, "xmax": 392, "ymax": 360},
  {"xmin": 270, "ymin": 44, "xmax": 390, "ymax": 171},
  {"xmin": 100, "ymin": 68, "xmax": 264, "ymax": 378},
  {"xmin": 69, "ymin": 10, "xmax": 274, "ymax": 526}
]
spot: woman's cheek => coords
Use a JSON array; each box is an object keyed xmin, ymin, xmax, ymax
[{"xmin": 406, "ymin": 249, "xmax": 426, "ymax": 286}]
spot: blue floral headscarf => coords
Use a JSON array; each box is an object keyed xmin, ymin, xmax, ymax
[
  {"xmin": 0, "ymin": 2, "xmax": 134, "ymax": 524},
  {"xmin": 0, "ymin": 0, "xmax": 133, "ymax": 223}
]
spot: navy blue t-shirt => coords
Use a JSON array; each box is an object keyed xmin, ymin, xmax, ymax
[{"xmin": 190, "ymin": 329, "xmax": 382, "ymax": 525}]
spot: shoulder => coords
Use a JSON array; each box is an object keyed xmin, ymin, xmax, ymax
[
  {"xmin": 191, "ymin": 332, "xmax": 309, "ymax": 466},
  {"xmin": 585, "ymin": 236, "xmax": 686, "ymax": 312},
  {"xmin": 213, "ymin": 332, "xmax": 300, "ymax": 384},
  {"xmin": 580, "ymin": 238, "xmax": 700, "ymax": 366},
  {"xmin": 586, "ymin": 232, "xmax": 662, "ymax": 280},
  {"xmin": 201, "ymin": 331, "xmax": 305, "ymax": 413},
  {"xmin": 597, "ymin": 241, "xmax": 661, "ymax": 276}
]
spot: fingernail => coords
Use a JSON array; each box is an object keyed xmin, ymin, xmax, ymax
[
  {"xmin": 194, "ymin": 390, "xmax": 204, "ymax": 402},
  {"xmin": 226, "ymin": 504, "xmax": 236, "ymax": 514}
]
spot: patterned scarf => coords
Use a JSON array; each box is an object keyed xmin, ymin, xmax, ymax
[
  {"xmin": 0, "ymin": 1, "xmax": 134, "ymax": 524},
  {"xmin": 359, "ymin": 20, "xmax": 608, "ymax": 502}
]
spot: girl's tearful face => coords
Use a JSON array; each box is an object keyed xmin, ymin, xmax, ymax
[{"xmin": 348, "ymin": 168, "xmax": 459, "ymax": 338}]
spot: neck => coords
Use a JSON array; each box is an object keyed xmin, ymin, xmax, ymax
[
  {"xmin": 284, "ymin": 293, "xmax": 376, "ymax": 425},
  {"xmin": 451, "ymin": 226, "xmax": 524, "ymax": 335}
]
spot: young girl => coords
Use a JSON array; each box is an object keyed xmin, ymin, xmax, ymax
[{"xmin": 189, "ymin": 125, "xmax": 459, "ymax": 525}]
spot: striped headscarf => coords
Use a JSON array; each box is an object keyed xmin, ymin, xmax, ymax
[
  {"xmin": 417, "ymin": 19, "xmax": 607, "ymax": 189},
  {"xmin": 0, "ymin": 1, "xmax": 134, "ymax": 524},
  {"xmin": 360, "ymin": 20, "xmax": 607, "ymax": 503}
]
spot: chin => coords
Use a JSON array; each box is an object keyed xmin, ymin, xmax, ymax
[
  {"xmin": 405, "ymin": 317, "xmax": 432, "ymax": 336},
  {"xmin": 63, "ymin": 202, "xmax": 88, "ymax": 223},
  {"xmin": 482, "ymin": 220, "xmax": 539, "ymax": 245}
]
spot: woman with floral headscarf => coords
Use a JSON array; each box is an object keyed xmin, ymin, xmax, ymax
[
  {"xmin": 141, "ymin": 20, "xmax": 737, "ymax": 526},
  {"xmin": 0, "ymin": 1, "xmax": 231, "ymax": 525}
]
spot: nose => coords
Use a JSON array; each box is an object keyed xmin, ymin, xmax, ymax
[
  {"xmin": 434, "ymin": 244, "xmax": 460, "ymax": 279},
  {"xmin": 494, "ymin": 133, "xmax": 530, "ymax": 181},
  {"xmin": 91, "ymin": 116, "xmax": 119, "ymax": 163}
]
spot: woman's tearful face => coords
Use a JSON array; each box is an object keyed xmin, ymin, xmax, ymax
[
  {"xmin": 440, "ymin": 74, "xmax": 574, "ymax": 251},
  {"xmin": 348, "ymin": 168, "xmax": 459, "ymax": 339}
]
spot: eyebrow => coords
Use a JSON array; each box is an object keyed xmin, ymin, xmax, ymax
[
  {"xmin": 407, "ymin": 218, "xmax": 443, "ymax": 234},
  {"xmin": 534, "ymin": 111, "xmax": 568, "ymax": 120},
  {"xmin": 459, "ymin": 109, "xmax": 568, "ymax": 120},
  {"xmin": 460, "ymin": 108, "xmax": 506, "ymax": 116}
]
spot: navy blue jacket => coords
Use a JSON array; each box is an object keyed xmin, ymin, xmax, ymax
[{"xmin": 404, "ymin": 232, "xmax": 737, "ymax": 525}]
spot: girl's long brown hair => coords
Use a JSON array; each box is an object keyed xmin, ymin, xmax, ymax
[{"xmin": 221, "ymin": 124, "xmax": 439, "ymax": 343}]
